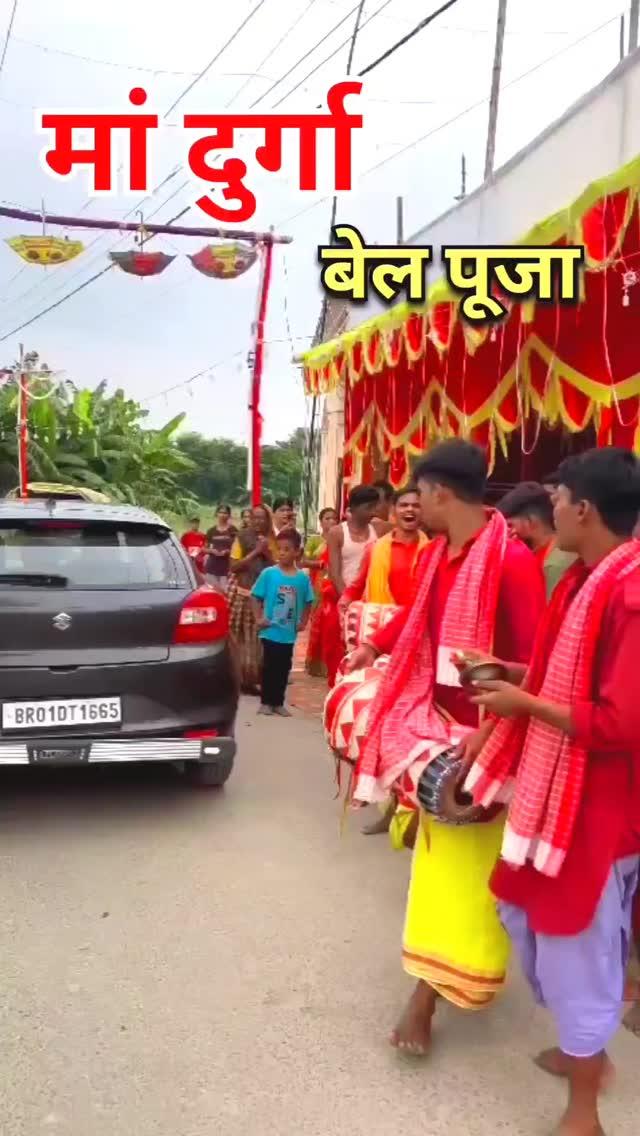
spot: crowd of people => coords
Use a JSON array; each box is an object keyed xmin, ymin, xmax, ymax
[
  {"xmin": 182, "ymin": 444, "xmax": 640, "ymax": 1135},
  {"xmin": 316, "ymin": 441, "xmax": 640, "ymax": 1136},
  {"xmin": 181, "ymin": 497, "xmax": 313, "ymax": 715}
]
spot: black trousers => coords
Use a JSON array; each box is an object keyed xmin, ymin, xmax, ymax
[{"xmin": 261, "ymin": 639, "xmax": 294, "ymax": 707}]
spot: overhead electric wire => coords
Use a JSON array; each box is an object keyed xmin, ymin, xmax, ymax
[
  {"xmin": 358, "ymin": 0, "xmax": 461, "ymax": 77},
  {"xmin": 0, "ymin": 1, "xmax": 282, "ymax": 326},
  {"xmin": 248, "ymin": 0, "xmax": 365, "ymax": 107},
  {"xmin": 163, "ymin": 0, "xmax": 270, "ymax": 118},
  {"xmin": 0, "ymin": 0, "xmax": 19, "ymax": 81},
  {"xmin": 227, "ymin": 0, "xmax": 321, "ymax": 106},
  {"xmin": 0, "ymin": 166, "xmax": 184, "ymax": 314},
  {"xmin": 0, "ymin": 0, "xmax": 356, "ymax": 330},
  {"xmin": 0, "ymin": 264, "xmax": 115, "ymax": 343},
  {"xmin": 271, "ymin": 0, "xmax": 398, "ymax": 107},
  {"xmin": 277, "ymin": 11, "xmax": 622, "ymax": 228},
  {"xmin": 367, "ymin": 11, "xmax": 621, "ymax": 175}
]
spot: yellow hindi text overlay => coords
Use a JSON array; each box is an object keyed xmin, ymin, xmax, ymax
[{"xmin": 317, "ymin": 231, "xmax": 585, "ymax": 322}]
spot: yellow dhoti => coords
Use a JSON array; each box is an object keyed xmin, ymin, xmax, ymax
[
  {"xmin": 389, "ymin": 805, "xmax": 416, "ymax": 851},
  {"xmin": 402, "ymin": 811, "xmax": 509, "ymax": 1009}
]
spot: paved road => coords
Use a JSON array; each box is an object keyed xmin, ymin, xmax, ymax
[{"xmin": 1, "ymin": 702, "xmax": 638, "ymax": 1136}]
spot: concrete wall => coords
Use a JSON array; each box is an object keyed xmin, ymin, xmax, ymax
[{"xmin": 345, "ymin": 50, "xmax": 640, "ymax": 328}]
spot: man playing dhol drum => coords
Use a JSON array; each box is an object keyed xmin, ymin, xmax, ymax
[
  {"xmin": 346, "ymin": 439, "xmax": 544, "ymax": 1054},
  {"xmin": 465, "ymin": 448, "xmax": 640, "ymax": 1136}
]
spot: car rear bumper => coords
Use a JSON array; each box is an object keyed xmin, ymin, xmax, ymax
[{"xmin": 0, "ymin": 735, "xmax": 236, "ymax": 766}]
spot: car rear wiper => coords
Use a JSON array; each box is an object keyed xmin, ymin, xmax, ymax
[{"xmin": 0, "ymin": 572, "xmax": 69, "ymax": 586}]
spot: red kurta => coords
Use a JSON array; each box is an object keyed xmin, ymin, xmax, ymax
[
  {"xmin": 371, "ymin": 531, "xmax": 544, "ymax": 728},
  {"xmin": 491, "ymin": 571, "xmax": 640, "ymax": 935}
]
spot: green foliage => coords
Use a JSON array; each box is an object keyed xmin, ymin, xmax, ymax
[
  {"xmin": 176, "ymin": 427, "xmax": 306, "ymax": 508},
  {"xmin": 0, "ymin": 358, "xmax": 306, "ymax": 522},
  {"xmin": 0, "ymin": 370, "xmax": 198, "ymax": 516}
]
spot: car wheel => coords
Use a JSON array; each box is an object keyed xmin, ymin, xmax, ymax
[{"xmin": 185, "ymin": 752, "xmax": 234, "ymax": 789}]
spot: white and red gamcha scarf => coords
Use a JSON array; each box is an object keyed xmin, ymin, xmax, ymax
[
  {"xmin": 353, "ymin": 511, "xmax": 508, "ymax": 804},
  {"xmin": 466, "ymin": 540, "xmax": 640, "ymax": 878}
]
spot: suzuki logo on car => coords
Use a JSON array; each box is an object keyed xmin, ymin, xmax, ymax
[{"xmin": 53, "ymin": 612, "xmax": 72, "ymax": 631}]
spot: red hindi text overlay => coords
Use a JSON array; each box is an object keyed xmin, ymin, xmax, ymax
[
  {"xmin": 38, "ymin": 81, "xmax": 363, "ymax": 222},
  {"xmin": 41, "ymin": 88, "xmax": 157, "ymax": 194}
]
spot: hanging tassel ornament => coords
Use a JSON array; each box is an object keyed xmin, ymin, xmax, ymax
[{"xmin": 622, "ymin": 269, "xmax": 639, "ymax": 307}]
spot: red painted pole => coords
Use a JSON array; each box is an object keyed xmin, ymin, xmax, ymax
[
  {"xmin": 249, "ymin": 239, "xmax": 274, "ymax": 507},
  {"xmin": 17, "ymin": 348, "xmax": 28, "ymax": 497}
]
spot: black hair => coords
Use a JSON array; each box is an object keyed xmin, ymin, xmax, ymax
[
  {"xmin": 372, "ymin": 478, "xmax": 394, "ymax": 502},
  {"xmin": 276, "ymin": 528, "xmax": 302, "ymax": 550},
  {"xmin": 273, "ymin": 497, "xmax": 294, "ymax": 512},
  {"xmin": 557, "ymin": 447, "xmax": 640, "ymax": 537},
  {"xmin": 217, "ymin": 504, "xmax": 231, "ymax": 514},
  {"xmin": 319, "ymin": 506, "xmax": 338, "ymax": 521},
  {"xmin": 348, "ymin": 484, "xmax": 380, "ymax": 510},
  {"xmin": 394, "ymin": 483, "xmax": 419, "ymax": 504},
  {"xmin": 541, "ymin": 470, "xmax": 560, "ymax": 487},
  {"xmin": 414, "ymin": 439, "xmax": 487, "ymax": 503},
  {"xmin": 498, "ymin": 482, "xmax": 554, "ymax": 527},
  {"xmin": 188, "ymin": 516, "xmax": 200, "ymax": 526}
]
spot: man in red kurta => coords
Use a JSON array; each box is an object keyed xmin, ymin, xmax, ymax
[
  {"xmin": 340, "ymin": 486, "xmax": 427, "ymax": 609},
  {"xmin": 467, "ymin": 448, "xmax": 640, "ymax": 1136},
  {"xmin": 347, "ymin": 440, "xmax": 544, "ymax": 1056}
]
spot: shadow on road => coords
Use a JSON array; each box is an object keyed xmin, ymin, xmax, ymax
[{"xmin": 0, "ymin": 763, "xmax": 227, "ymax": 826}]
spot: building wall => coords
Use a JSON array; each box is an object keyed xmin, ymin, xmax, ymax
[
  {"xmin": 314, "ymin": 299, "xmax": 349, "ymax": 513},
  {"xmin": 317, "ymin": 385, "xmax": 345, "ymax": 511}
]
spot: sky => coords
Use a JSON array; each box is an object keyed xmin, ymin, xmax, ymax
[{"xmin": 0, "ymin": 0, "xmax": 626, "ymax": 445}]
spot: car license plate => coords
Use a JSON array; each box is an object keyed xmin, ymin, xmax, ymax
[{"xmin": 2, "ymin": 697, "xmax": 122, "ymax": 731}]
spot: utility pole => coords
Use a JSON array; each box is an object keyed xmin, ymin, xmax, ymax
[
  {"xmin": 396, "ymin": 196, "xmax": 404, "ymax": 243},
  {"xmin": 17, "ymin": 344, "xmax": 28, "ymax": 498},
  {"xmin": 630, "ymin": 0, "xmax": 639, "ymax": 52},
  {"xmin": 455, "ymin": 153, "xmax": 467, "ymax": 202},
  {"xmin": 484, "ymin": 0, "xmax": 508, "ymax": 181}
]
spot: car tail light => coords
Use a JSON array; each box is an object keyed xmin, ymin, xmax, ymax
[
  {"xmin": 184, "ymin": 728, "xmax": 219, "ymax": 739},
  {"xmin": 174, "ymin": 588, "xmax": 229, "ymax": 645}
]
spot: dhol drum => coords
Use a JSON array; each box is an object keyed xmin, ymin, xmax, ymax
[
  {"xmin": 343, "ymin": 601, "xmax": 400, "ymax": 654},
  {"xmin": 323, "ymin": 658, "xmax": 389, "ymax": 761},
  {"xmin": 417, "ymin": 746, "xmax": 486, "ymax": 826}
]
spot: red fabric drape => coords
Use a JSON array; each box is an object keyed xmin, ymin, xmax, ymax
[{"xmin": 325, "ymin": 189, "xmax": 640, "ymax": 486}]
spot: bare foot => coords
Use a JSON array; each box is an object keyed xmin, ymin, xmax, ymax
[
  {"xmin": 362, "ymin": 814, "xmax": 392, "ymax": 836},
  {"xmin": 623, "ymin": 1001, "xmax": 640, "ymax": 1036},
  {"xmin": 553, "ymin": 1109, "xmax": 605, "ymax": 1135},
  {"xmin": 535, "ymin": 1049, "xmax": 615, "ymax": 1093},
  {"xmin": 389, "ymin": 980, "xmax": 435, "ymax": 1056},
  {"xmin": 553, "ymin": 1122, "xmax": 605, "ymax": 1136}
]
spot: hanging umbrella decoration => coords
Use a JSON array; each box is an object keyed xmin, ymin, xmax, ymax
[
  {"xmin": 6, "ymin": 235, "xmax": 84, "ymax": 265},
  {"xmin": 108, "ymin": 218, "xmax": 175, "ymax": 278},
  {"xmin": 189, "ymin": 241, "xmax": 257, "ymax": 279},
  {"xmin": 109, "ymin": 249, "xmax": 175, "ymax": 277}
]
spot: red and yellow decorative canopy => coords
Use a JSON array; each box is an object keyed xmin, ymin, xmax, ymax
[{"xmin": 302, "ymin": 155, "xmax": 640, "ymax": 486}]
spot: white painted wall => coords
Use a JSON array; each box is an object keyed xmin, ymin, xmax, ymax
[{"xmin": 345, "ymin": 50, "xmax": 640, "ymax": 329}]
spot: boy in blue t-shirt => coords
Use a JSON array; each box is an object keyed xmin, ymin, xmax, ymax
[{"xmin": 251, "ymin": 530, "xmax": 314, "ymax": 716}]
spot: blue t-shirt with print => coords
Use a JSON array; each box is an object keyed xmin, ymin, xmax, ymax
[{"xmin": 251, "ymin": 566, "xmax": 314, "ymax": 644}]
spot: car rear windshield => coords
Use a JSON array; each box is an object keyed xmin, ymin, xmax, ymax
[{"xmin": 0, "ymin": 521, "xmax": 188, "ymax": 589}]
